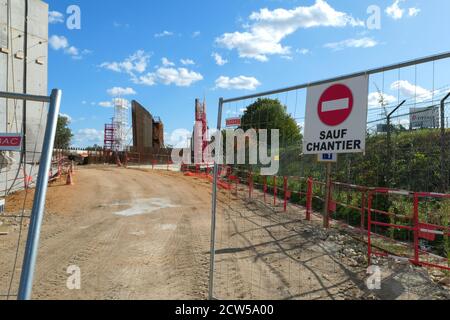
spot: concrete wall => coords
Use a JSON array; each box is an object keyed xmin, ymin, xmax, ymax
[
  {"xmin": 132, "ymin": 100, "xmax": 154, "ymax": 153},
  {"xmin": 131, "ymin": 100, "xmax": 166, "ymax": 154},
  {"xmin": 0, "ymin": 0, "xmax": 48, "ymax": 194}
]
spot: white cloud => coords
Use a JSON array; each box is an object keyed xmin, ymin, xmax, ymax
[
  {"xmin": 107, "ymin": 87, "xmax": 137, "ymax": 96},
  {"xmin": 216, "ymin": 0, "xmax": 363, "ymax": 62},
  {"xmin": 59, "ymin": 113, "xmax": 72, "ymax": 122},
  {"xmin": 368, "ymin": 92, "xmax": 397, "ymax": 108},
  {"xmin": 165, "ymin": 129, "xmax": 192, "ymax": 148},
  {"xmin": 134, "ymin": 74, "xmax": 157, "ymax": 86},
  {"xmin": 296, "ymin": 48, "xmax": 310, "ymax": 55},
  {"xmin": 113, "ymin": 22, "xmax": 130, "ymax": 28},
  {"xmin": 386, "ymin": 0, "xmax": 405, "ymax": 20},
  {"xmin": 324, "ymin": 37, "xmax": 378, "ymax": 51},
  {"xmin": 408, "ymin": 7, "xmax": 421, "ymax": 17},
  {"xmin": 212, "ymin": 52, "xmax": 228, "ymax": 66},
  {"xmin": 49, "ymin": 35, "xmax": 69, "ymax": 50},
  {"xmin": 180, "ymin": 58, "xmax": 195, "ymax": 66},
  {"xmin": 192, "ymin": 31, "xmax": 201, "ymax": 38},
  {"xmin": 99, "ymin": 101, "xmax": 113, "ymax": 108},
  {"xmin": 154, "ymin": 30, "xmax": 174, "ymax": 38},
  {"xmin": 134, "ymin": 67, "xmax": 203, "ymax": 87},
  {"xmin": 101, "ymin": 52, "xmax": 201, "ymax": 87},
  {"xmin": 49, "ymin": 35, "xmax": 87, "ymax": 59},
  {"xmin": 65, "ymin": 46, "xmax": 79, "ymax": 56},
  {"xmin": 74, "ymin": 128, "xmax": 104, "ymax": 146},
  {"xmin": 157, "ymin": 68, "xmax": 203, "ymax": 87},
  {"xmin": 390, "ymin": 80, "xmax": 433, "ymax": 102},
  {"xmin": 215, "ymin": 76, "xmax": 261, "ymax": 90},
  {"xmin": 100, "ymin": 50, "xmax": 150, "ymax": 75},
  {"xmin": 48, "ymin": 11, "xmax": 64, "ymax": 24},
  {"xmin": 162, "ymin": 57, "xmax": 175, "ymax": 67}
]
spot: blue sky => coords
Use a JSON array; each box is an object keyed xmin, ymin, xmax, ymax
[{"xmin": 45, "ymin": 0, "xmax": 450, "ymax": 147}]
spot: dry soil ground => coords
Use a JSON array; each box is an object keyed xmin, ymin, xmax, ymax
[{"xmin": 0, "ymin": 166, "xmax": 448, "ymax": 300}]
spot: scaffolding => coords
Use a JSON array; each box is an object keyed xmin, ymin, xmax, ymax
[
  {"xmin": 103, "ymin": 98, "xmax": 129, "ymax": 152},
  {"xmin": 114, "ymin": 98, "xmax": 129, "ymax": 152},
  {"xmin": 104, "ymin": 122, "xmax": 115, "ymax": 151}
]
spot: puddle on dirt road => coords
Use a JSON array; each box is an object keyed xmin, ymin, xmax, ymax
[
  {"xmin": 111, "ymin": 198, "xmax": 179, "ymax": 217},
  {"xmin": 158, "ymin": 224, "xmax": 177, "ymax": 231}
]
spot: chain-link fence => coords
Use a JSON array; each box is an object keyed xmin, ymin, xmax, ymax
[{"xmin": 209, "ymin": 52, "xmax": 450, "ymax": 300}]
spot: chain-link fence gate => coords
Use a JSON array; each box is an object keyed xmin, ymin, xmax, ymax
[
  {"xmin": 208, "ymin": 52, "xmax": 450, "ymax": 300},
  {"xmin": 0, "ymin": 90, "xmax": 61, "ymax": 300}
]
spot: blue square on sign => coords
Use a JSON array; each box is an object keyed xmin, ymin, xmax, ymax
[{"xmin": 323, "ymin": 154, "xmax": 333, "ymax": 160}]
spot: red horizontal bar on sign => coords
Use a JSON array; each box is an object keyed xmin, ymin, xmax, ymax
[{"xmin": 371, "ymin": 221, "xmax": 414, "ymax": 231}]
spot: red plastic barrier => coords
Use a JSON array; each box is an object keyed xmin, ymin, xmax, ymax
[{"xmin": 367, "ymin": 189, "xmax": 450, "ymax": 271}]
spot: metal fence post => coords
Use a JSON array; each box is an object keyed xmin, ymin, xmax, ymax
[
  {"xmin": 306, "ymin": 178, "xmax": 313, "ymax": 221},
  {"xmin": 441, "ymin": 92, "xmax": 450, "ymax": 192},
  {"xmin": 323, "ymin": 163, "xmax": 332, "ymax": 229},
  {"xmin": 208, "ymin": 98, "xmax": 223, "ymax": 300},
  {"xmin": 18, "ymin": 89, "xmax": 62, "ymax": 300},
  {"xmin": 367, "ymin": 192, "xmax": 373, "ymax": 266},
  {"xmin": 413, "ymin": 193, "xmax": 420, "ymax": 265}
]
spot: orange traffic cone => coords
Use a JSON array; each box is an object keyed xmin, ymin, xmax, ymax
[{"xmin": 66, "ymin": 171, "xmax": 74, "ymax": 186}]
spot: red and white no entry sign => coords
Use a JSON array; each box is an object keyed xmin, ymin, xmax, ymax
[
  {"xmin": 318, "ymin": 84, "xmax": 354, "ymax": 126},
  {"xmin": 303, "ymin": 75, "xmax": 369, "ymax": 155}
]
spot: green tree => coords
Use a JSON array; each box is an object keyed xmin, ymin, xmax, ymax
[
  {"xmin": 55, "ymin": 115, "xmax": 73, "ymax": 149},
  {"xmin": 240, "ymin": 98, "xmax": 302, "ymax": 146}
]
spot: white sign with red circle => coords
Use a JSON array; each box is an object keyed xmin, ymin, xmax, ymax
[{"xmin": 303, "ymin": 75, "xmax": 369, "ymax": 155}]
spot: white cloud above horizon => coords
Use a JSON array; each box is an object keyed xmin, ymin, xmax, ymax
[
  {"xmin": 165, "ymin": 129, "xmax": 192, "ymax": 148},
  {"xmin": 216, "ymin": 0, "xmax": 363, "ymax": 62},
  {"xmin": 180, "ymin": 58, "xmax": 195, "ymax": 66},
  {"xmin": 154, "ymin": 30, "xmax": 174, "ymax": 38},
  {"xmin": 74, "ymin": 128, "xmax": 104, "ymax": 147},
  {"xmin": 212, "ymin": 53, "xmax": 228, "ymax": 66},
  {"xmin": 107, "ymin": 87, "xmax": 137, "ymax": 97},
  {"xmin": 100, "ymin": 50, "xmax": 150, "ymax": 75},
  {"xmin": 135, "ymin": 67, "xmax": 203, "ymax": 87},
  {"xmin": 386, "ymin": 0, "xmax": 421, "ymax": 20},
  {"xmin": 215, "ymin": 76, "xmax": 261, "ymax": 90},
  {"xmin": 324, "ymin": 37, "xmax": 378, "ymax": 51},
  {"xmin": 49, "ymin": 35, "xmax": 86, "ymax": 59},
  {"xmin": 98, "ymin": 101, "xmax": 113, "ymax": 108},
  {"xmin": 49, "ymin": 11, "xmax": 64, "ymax": 24},
  {"xmin": 162, "ymin": 57, "xmax": 175, "ymax": 67}
]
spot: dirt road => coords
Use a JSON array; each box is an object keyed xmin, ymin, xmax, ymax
[
  {"xmin": 0, "ymin": 166, "xmax": 448, "ymax": 300},
  {"xmin": 1, "ymin": 166, "xmax": 213, "ymax": 300}
]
